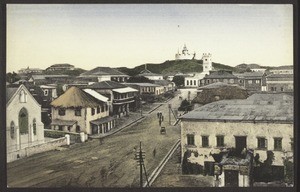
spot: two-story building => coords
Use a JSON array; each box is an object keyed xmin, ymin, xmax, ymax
[
  {"xmin": 179, "ymin": 93, "xmax": 293, "ymax": 187},
  {"xmin": 266, "ymin": 74, "xmax": 293, "ymax": 93},
  {"xmin": 50, "ymin": 86, "xmax": 114, "ymax": 135},
  {"xmin": 88, "ymin": 81, "xmax": 138, "ymax": 117},
  {"xmin": 200, "ymin": 70, "xmax": 239, "ymax": 87},
  {"xmin": 6, "ymin": 84, "xmax": 44, "ymax": 162},
  {"xmin": 241, "ymin": 72, "xmax": 266, "ymax": 92}
]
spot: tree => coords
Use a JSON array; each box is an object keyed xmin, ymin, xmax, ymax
[
  {"xmin": 127, "ymin": 76, "xmax": 153, "ymax": 83},
  {"xmin": 172, "ymin": 76, "xmax": 184, "ymax": 87},
  {"xmin": 178, "ymin": 99, "xmax": 192, "ymax": 111},
  {"xmin": 6, "ymin": 72, "xmax": 21, "ymax": 83}
]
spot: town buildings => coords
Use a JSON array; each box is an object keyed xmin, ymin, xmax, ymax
[
  {"xmin": 18, "ymin": 67, "xmax": 44, "ymax": 74},
  {"xmin": 269, "ymin": 65, "xmax": 293, "ymax": 74},
  {"xmin": 137, "ymin": 65, "xmax": 164, "ymax": 80},
  {"xmin": 179, "ymin": 93, "xmax": 293, "ymax": 187},
  {"xmin": 184, "ymin": 53, "xmax": 213, "ymax": 87},
  {"xmin": 6, "ymin": 84, "xmax": 45, "ymax": 162},
  {"xmin": 46, "ymin": 63, "xmax": 75, "ymax": 71},
  {"xmin": 80, "ymin": 67, "xmax": 130, "ymax": 82},
  {"xmin": 87, "ymin": 81, "xmax": 138, "ymax": 117},
  {"xmin": 50, "ymin": 86, "xmax": 114, "ymax": 135},
  {"xmin": 266, "ymin": 74, "xmax": 293, "ymax": 93}
]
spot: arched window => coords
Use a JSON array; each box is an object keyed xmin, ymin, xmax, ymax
[
  {"xmin": 187, "ymin": 80, "xmax": 189, "ymax": 85},
  {"xmin": 19, "ymin": 108, "xmax": 28, "ymax": 135},
  {"xmin": 33, "ymin": 118, "xmax": 37, "ymax": 135},
  {"xmin": 19, "ymin": 89, "xmax": 27, "ymax": 103},
  {"xmin": 10, "ymin": 121, "xmax": 15, "ymax": 139},
  {"xmin": 194, "ymin": 80, "xmax": 196, "ymax": 85}
]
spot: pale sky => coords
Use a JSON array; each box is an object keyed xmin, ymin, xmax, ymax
[{"xmin": 7, "ymin": 4, "xmax": 293, "ymax": 73}]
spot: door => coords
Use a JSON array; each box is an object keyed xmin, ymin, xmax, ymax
[
  {"xmin": 225, "ymin": 170, "xmax": 239, "ymax": 187},
  {"xmin": 235, "ymin": 136, "xmax": 247, "ymax": 155}
]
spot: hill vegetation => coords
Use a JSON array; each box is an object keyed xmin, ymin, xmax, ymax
[{"xmin": 116, "ymin": 59, "xmax": 236, "ymax": 76}]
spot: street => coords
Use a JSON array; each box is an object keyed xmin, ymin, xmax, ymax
[{"xmin": 7, "ymin": 91, "xmax": 186, "ymax": 187}]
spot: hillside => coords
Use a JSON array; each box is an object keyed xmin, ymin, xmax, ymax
[{"xmin": 116, "ymin": 59, "xmax": 236, "ymax": 76}]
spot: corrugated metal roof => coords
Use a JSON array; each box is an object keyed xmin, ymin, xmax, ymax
[
  {"xmin": 83, "ymin": 89, "xmax": 109, "ymax": 102},
  {"xmin": 181, "ymin": 93, "xmax": 293, "ymax": 122},
  {"xmin": 113, "ymin": 87, "xmax": 138, "ymax": 93}
]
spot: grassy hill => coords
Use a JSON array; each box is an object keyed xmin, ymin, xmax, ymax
[{"xmin": 117, "ymin": 59, "xmax": 236, "ymax": 76}]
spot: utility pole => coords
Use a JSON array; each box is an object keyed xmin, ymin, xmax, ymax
[
  {"xmin": 134, "ymin": 141, "xmax": 149, "ymax": 187},
  {"xmin": 168, "ymin": 104, "xmax": 171, "ymax": 125}
]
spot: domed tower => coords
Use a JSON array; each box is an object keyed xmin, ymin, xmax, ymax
[{"xmin": 202, "ymin": 53, "xmax": 212, "ymax": 73}]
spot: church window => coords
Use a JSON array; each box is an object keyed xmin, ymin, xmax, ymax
[
  {"xmin": 190, "ymin": 80, "xmax": 192, "ymax": 85},
  {"xmin": 33, "ymin": 118, "xmax": 37, "ymax": 135},
  {"xmin": 187, "ymin": 80, "xmax": 189, "ymax": 85},
  {"xmin": 10, "ymin": 121, "xmax": 15, "ymax": 139},
  {"xmin": 19, "ymin": 108, "xmax": 28, "ymax": 135},
  {"xmin": 194, "ymin": 80, "xmax": 196, "ymax": 85},
  {"xmin": 19, "ymin": 89, "xmax": 27, "ymax": 103}
]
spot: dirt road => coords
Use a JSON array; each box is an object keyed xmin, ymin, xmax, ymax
[{"xmin": 7, "ymin": 94, "xmax": 183, "ymax": 187}]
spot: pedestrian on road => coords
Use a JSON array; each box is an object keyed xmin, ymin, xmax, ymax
[
  {"xmin": 153, "ymin": 148, "xmax": 156, "ymax": 158},
  {"xmin": 157, "ymin": 112, "xmax": 160, "ymax": 118}
]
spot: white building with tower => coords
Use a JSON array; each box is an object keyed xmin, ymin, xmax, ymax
[
  {"xmin": 185, "ymin": 53, "xmax": 213, "ymax": 87},
  {"xmin": 175, "ymin": 44, "xmax": 196, "ymax": 60}
]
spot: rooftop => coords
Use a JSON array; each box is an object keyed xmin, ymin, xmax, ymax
[
  {"xmin": 88, "ymin": 81, "xmax": 127, "ymax": 89},
  {"xmin": 181, "ymin": 93, "xmax": 293, "ymax": 122},
  {"xmin": 124, "ymin": 82, "xmax": 161, "ymax": 87},
  {"xmin": 204, "ymin": 70, "xmax": 237, "ymax": 79},
  {"xmin": 80, "ymin": 67, "xmax": 128, "ymax": 76}
]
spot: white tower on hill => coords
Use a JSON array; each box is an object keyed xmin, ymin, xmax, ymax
[{"xmin": 202, "ymin": 53, "xmax": 212, "ymax": 73}]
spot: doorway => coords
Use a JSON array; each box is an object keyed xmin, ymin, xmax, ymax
[
  {"xmin": 225, "ymin": 170, "xmax": 239, "ymax": 187},
  {"xmin": 235, "ymin": 136, "xmax": 247, "ymax": 155}
]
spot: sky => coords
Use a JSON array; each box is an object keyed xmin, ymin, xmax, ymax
[{"xmin": 7, "ymin": 4, "xmax": 293, "ymax": 73}]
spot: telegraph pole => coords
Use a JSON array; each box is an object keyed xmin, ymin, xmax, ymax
[
  {"xmin": 168, "ymin": 104, "xmax": 171, "ymax": 125},
  {"xmin": 134, "ymin": 141, "xmax": 149, "ymax": 187}
]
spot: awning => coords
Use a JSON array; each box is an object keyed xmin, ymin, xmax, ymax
[
  {"xmin": 51, "ymin": 119, "xmax": 77, "ymax": 126},
  {"xmin": 90, "ymin": 116, "xmax": 115, "ymax": 126},
  {"xmin": 83, "ymin": 89, "xmax": 109, "ymax": 102},
  {"xmin": 113, "ymin": 87, "xmax": 138, "ymax": 93}
]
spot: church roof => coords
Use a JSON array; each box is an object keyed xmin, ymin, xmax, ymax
[{"xmin": 51, "ymin": 86, "xmax": 102, "ymax": 108}]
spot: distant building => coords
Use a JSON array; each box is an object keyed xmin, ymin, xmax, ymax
[
  {"xmin": 269, "ymin": 65, "xmax": 293, "ymax": 75},
  {"xmin": 266, "ymin": 74, "xmax": 293, "ymax": 93},
  {"xmin": 50, "ymin": 86, "xmax": 114, "ymax": 135},
  {"xmin": 179, "ymin": 93, "xmax": 293, "ymax": 187},
  {"xmin": 241, "ymin": 72, "xmax": 266, "ymax": 92},
  {"xmin": 6, "ymin": 84, "xmax": 44, "ymax": 162},
  {"xmin": 125, "ymin": 82, "xmax": 165, "ymax": 96},
  {"xmin": 80, "ymin": 67, "xmax": 129, "ymax": 83},
  {"xmin": 18, "ymin": 67, "xmax": 44, "ymax": 74},
  {"xmin": 28, "ymin": 75, "xmax": 70, "ymax": 85},
  {"xmin": 46, "ymin": 63, "xmax": 75, "ymax": 71},
  {"xmin": 200, "ymin": 70, "xmax": 239, "ymax": 87},
  {"xmin": 175, "ymin": 44, "xmax": 196, "ymax": 60},
  {"xmin": 137, "ymin": 65, "xmax": 164, "ymax": 80},
  {"xmin": 184, "ymin": 53, "xmax": 213, "ymax": 87},
  {"xmin": 250, "ymin": 68, "xmax": 267, "ymax": 73}
]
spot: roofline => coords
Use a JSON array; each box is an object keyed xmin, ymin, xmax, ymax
[
  {"xmin": 180, "ymin": 118, "xmax": 293, "ymax": 124},
  {"xmin": 6, "ymin": 84, "xmax": 41, "ymax": 107}
]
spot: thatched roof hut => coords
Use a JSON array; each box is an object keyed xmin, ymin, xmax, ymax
[
  {"xmin": 193, "ymin": 82, "xmax": 248, "ymax": 105},
  {"xmin": 50, "ymin": 86, "xmax": 102, "ymax": 108}
]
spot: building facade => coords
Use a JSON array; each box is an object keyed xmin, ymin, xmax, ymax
[
  {"xmin": 266, "ymin": 74, "xmax": 293, "ymax": 93},
  {"xmin": 180, "ymin": 94, "xmax": 293, "ymax": 187},
  {"xmin": 6, "ymin": 84, "xmax": 44, "ymax": 162}
]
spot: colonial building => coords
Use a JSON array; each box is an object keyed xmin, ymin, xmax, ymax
[
  {"xmin": 266, "ymin": 74, "xmax": 293, "ymax": 93},
  {"xmin": 28, "ymin": 75, "xmax": 70, "ymax": 85},
  {"xmin": 184, "ymin": 53, "xmax": 213, "ymax": 87},
  {"xmin": 18, "ymin": 67, "xmax": 44, "ymax": 74},
  {"xmin": 179, "ymin": 93, "xmax": 293, "ymax": 187},
  {"xmin": 88, "ymin": 81, "xmax": 138, "ymax": 117},
  {"xmin": 269, "ymin": 65, "xmax": 293, "ymax": 75},
  {"xmin": 80, "ymin": 67, "xmax": 130, "ymax": 83},
  {"xmin": 200, "ymin": 70, "xmax": 239, "ymax": 87},
  {"xmin": 46, "ymin": 63, "xmax": 75, "ymax": 71},
  {"xmin": 50, "ymin": 86, "xmax": 114, "ymax": 135},
  {"xmin": 137, "ymin": 65, "xmax": 164, "ymax": 80},
  {"xmin": 6, "ymin": 84, "xmax": 44, "ymax": 162},
  {"xmin": 240, "ymin": 72, "xmax": 266, "ymax": 92},
  {"xmin": 124, "ymin": 82, "xmax": 165, "ymax": 96},
  {"xmin": 175, "ymin": 44, "xmax": 196, "ymax": 60}
]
